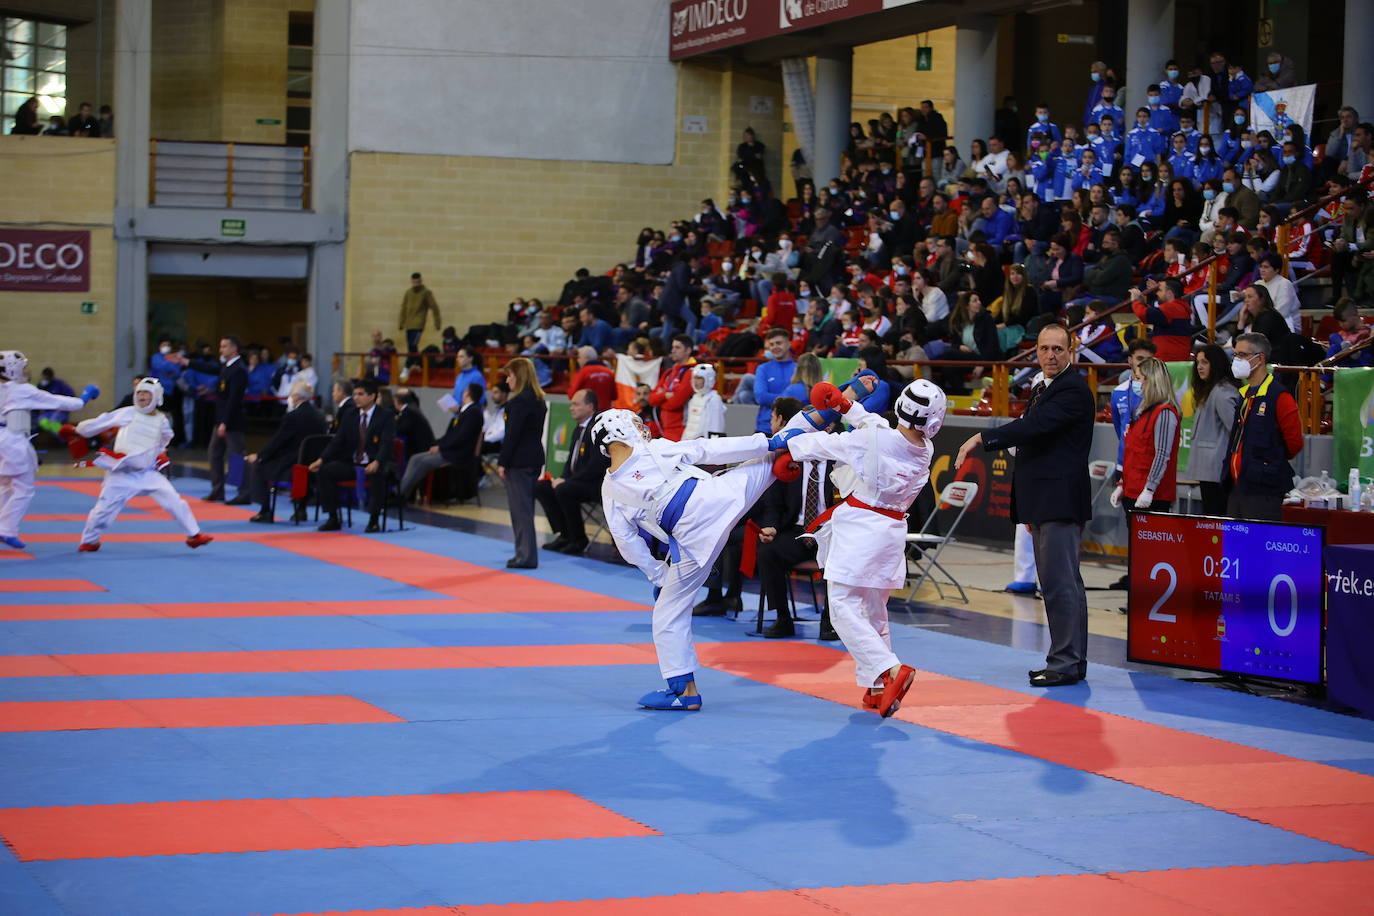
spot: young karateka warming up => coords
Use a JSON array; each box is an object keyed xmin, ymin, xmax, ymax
[
  {"xmin": 72, "ymin": 377, "xmax": 213, "ymax": 552},
  {"xmin": 0, "ymin": 350, "xmax": 98, "ymax": 549},
  {"xmin": 776, "ymin": 376, "xmax": 946, "ymax": 718},
  {"xmin": 681, "ymin": 363, "xmax": 726, "ymax": 440}
]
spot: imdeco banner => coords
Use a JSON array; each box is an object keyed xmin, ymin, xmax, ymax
[{"xmin": 0, "ymin": 229, "xmax": 91, "ymax": 292}]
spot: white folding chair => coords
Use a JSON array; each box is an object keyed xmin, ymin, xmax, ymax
[
  {"xmin": 905, "ymin": 481, "xmax": 979, "ymax": 604},
  {"xmin": 1085, "ymin": 459, "xmax": 1118, "ymax": 557}
]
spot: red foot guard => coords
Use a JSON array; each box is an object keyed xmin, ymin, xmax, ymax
[
  {"xmin": 875, "ymin": 664, "xmax": 916, "ymax": 718},
  {"xmin": 185, "ymin": 533, "xmax": 214, "ymax": 549}
]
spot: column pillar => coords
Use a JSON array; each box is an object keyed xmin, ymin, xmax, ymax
[
  {"xmin": 1126, "ymin": 0, "xmax": 1175, "ymax": 112},
  {"xmin": 812, "ymin": 47, "xmax": 852, "ymax": 186},
  {"xmin": 1345, "ymin": 0, "xmax": 1374, "ymax": 124},
  {"xmin": 113, "ymin": 0, "xmax": 152, "ymax": 395},
  {"xmin": 954, "ymin": 17, "xmax": 997, "ymax": 147},
  {"xmin": 309, "ymin": 0, "xmax": 349, "ymax": 393}
]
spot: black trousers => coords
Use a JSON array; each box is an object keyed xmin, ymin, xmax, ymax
[
  {"xmin": 757, "ymin": 525, "xmax": 818, "ymax": 611},
  {"xmin": 1226, "ymin": 487, "xmax": 1283, "ymax": 521},
  {"xmin": 1198, "ymin": 480, "xmax": 1229, "ymax": 517},
  {"xmin": 248, "ymin": 459, "xmax": 293, "ymax": 510},
  {"xmin": 534, "ymin": 477, "xmax": 600, "ymax": 543},
  {"xmin": 318, "ymin": 460, "xmax": 386, "ymax": 516}
]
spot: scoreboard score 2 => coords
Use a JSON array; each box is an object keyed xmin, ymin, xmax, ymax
[{"xmin": 1127, "ymin": 513, "xmax": 1324, "ymax": 685}]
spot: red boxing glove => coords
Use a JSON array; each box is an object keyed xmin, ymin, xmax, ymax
[
  {"xmin": 772, "ymin": 453, "xmax": 801, "ymax": 482},
  {"xmin": 810, "ymin": 382, "xmax": 852, "ymax": 413},
  {"xmin": 58, "ymin": 424, "xmax": 91, "ymax": 461},
  {"xmin": 156, "ymin": 453, "xmax": 170, "ymax": 472}
]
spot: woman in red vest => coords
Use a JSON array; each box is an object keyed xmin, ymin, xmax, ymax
[{"xmin": 1111, "ymin": 357, "xmax": 1182, "ymax": 512}]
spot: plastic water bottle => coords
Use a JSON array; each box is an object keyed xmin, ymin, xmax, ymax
[{"xmin": 1350, "ymin": 469, "xmax": 1364, "ymax": 513}]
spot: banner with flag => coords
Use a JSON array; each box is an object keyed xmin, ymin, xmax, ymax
[
  {"xmin": 1332, "ymin": 367, "xmax": 1374, "ymax": 491},
  {"xmin": 819, "ymin": 358, "xmax": 859, "ymax": 386},
  {"xmin": 1250, "ymin": 83, "xmax": 1315, "ymax": 137},
  {"xmin": 613, "ymin": 354, "xmax": 662, "ymax": 410},
  {"xmin": 541, "ymin": 400, "xmax": 576, "ymax": 478},
  {"xmin": 1166, "ymin": 361, "xmax": 1196, "ymax": 474}
]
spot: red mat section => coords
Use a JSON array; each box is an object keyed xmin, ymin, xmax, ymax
[
  {"xmin": 0, "ymin": 695, "xmax": 403, "ymax": 732},
  {"xmin": 696, "ymin": 642, "xmax": 1374, "ymax": 854},
  {"xmin": 0, "ymin": 579, "xmax": 104, "ymax": 593},
  {"xmin": 279, "ymin": 861, "xmax": 1374, "ymax": 915},
  {"xmin": 1231, "ymin": 802, "xmax": 1374, "ymax": 855},
  {"xmin": 257, "ymin": 532, "xmax": 649, "ymax": 611},
  {"xmin": 0, "ymin": 790, "xmax": 656, "ymax": 860},
  {"xmin": 0, "ymin": 642, "xmax": 666, "ymax": 678}
]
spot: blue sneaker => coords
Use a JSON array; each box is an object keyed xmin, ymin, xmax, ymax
[
  {"xmin": 638, "ymin": 673, "xmax": 702, "ymax": 711},
  {"xmin": 1005, "ymin": 580, "xmax": 1038, "ymax": 595},
  {"xmin": 1, "ymin": 535, "xmax": 25, "ymax": 550}
]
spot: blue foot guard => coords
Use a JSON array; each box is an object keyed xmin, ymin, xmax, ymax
[{"xmin": 639, "ymin": 673, "xmax": 702, "ymax": 711}]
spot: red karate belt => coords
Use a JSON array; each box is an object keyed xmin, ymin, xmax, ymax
[
  {"xmin": 804, "ymin": 494, "xmax": 906, "ymax": 534},
  {"xmin": 739, "ymin": 519, "xmax": 763, "ymax": 577}
]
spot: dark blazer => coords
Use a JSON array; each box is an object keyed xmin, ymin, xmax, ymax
[
  {"xmin": 395, "ymin": 406, "xmax": 435, "ymax": 456},
  {"xmin": 330, "ymin": 398, "xmax": 358, "ymax": 435},
  {"xmin": 1046, "ymin": 254, "xmax": 1084, "ymax": 291},
  {"xmin": 257, "ymin": 402, "xmax": 327, "ymax": 468},
  {"xmin": 499, "ymin": 389, "xmax": 547, "ymax": 470},
  {"xmin": 188, "ymin": 357, "xmax": 248, "ymax": 431},
  {"xmin": 436, "ymin": 402, "xmax": 483, "ymax": 464},
  {"xmin": 756, "ymin": 458, "xmax": 836, "ymax": 531},
  {"xmin": 321, "ymin": 405, "xmax": 396, "ymax": 467},
  {"xmin": 562, "ymin": 416, "xmax": 610, "ymax": 484},
  {"xmin": 982, "ymin": 368, "xmax": 1095, "ymax": 525}
]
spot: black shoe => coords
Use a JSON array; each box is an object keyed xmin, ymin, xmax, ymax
[
  {"xmin": 555, "ymin": 539, "xmax": 589, "ymax": 555},
  {"xmin": 542, "ymin": 535, "xmax": 570, "ymax": 552},
  {"xmin": 723, "ymin": 595, "xmax": 743, "ymax": 615},
  {"xmin": 248, "ymin": 511, "xmax": 274, "ymax": 524},
  {"xmin": 203, "ymin": 491, "xmax": 225, "ymax": 502},
  {"xmin": 364, "ymin": 517, "xmax": 382, "ymax": 533},
  {"xmin": 506, "ymin": 559, "xmax": 536, "ymax": 569},
  {"xmin": 1029, "ymin": 670, "xmax": 1081, "ymax": 687},
  {"xmin": 317, "ymin": 516, "xmax": 342, "ymax": 532},
  {"xmin": 763, "ymin": 618, "xmax": 796, "ymax": 639},
  {"xmin": 693, "ymin": 598, "xmax": 726, "ymax": 617},
  {"xmin": 1109, "ymin": 574, "xmax": 1130, "ymax": 590},
  {"xmin": 225, "ymin": 493, "xmax": 253, "ymax": 506}
]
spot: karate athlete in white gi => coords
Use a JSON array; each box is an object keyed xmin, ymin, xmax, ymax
[
  {"xmin": 781, "ymin": 377, "xmax": 946, "ymax": 718},
  {"xmin": 595, "ymin": 405, "xmax": 818, "ymax": 710},
  {"xmin": 0, "ymin": 350, "xmax": 98, "ymax": 549},
  {"xmin": 681, "ymin": 363, "xmax": 726, "ymax": 440},
  {"xmin": 74, "ymin": 377, "xmax": 213, "ymax": 552}
]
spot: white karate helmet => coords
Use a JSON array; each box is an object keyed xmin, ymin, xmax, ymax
[
  {"xmin": 0, "ymin": 351, "xmax": 27, "ymax": 381},
  {"xmin": 894, "ymin": 378, "xmax": 947, "ymax": 437},
  {"xmin": 134, "ymin": 377, "xmax": 164, "ymax": 413},
  {"xmin": 690, "ymin": 362, "xmax": 717, "ymax": 392},
  {"xmin": 590, "ymin": 408, "xmax": 650, "ymax": 456}
]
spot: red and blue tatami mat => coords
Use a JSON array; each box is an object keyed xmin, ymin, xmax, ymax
[{"xmin": 1, "ymin": 478, "xmax": 1372, "ymax": 915}]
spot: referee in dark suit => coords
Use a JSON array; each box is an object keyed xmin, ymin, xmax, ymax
[
  {"xmin": 957, "ymin": 324, "xmax": 1096, "ymax": 687},
  {"xmin": 536, "ymin": 388, "xmax": 609, "ymax": 554}
]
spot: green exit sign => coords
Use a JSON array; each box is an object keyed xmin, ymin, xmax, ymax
[
  {"xmin": 220, "ymin": 218, "xmax": 246, "ymax": 237},
  {"xmin": 255, "ymin": 118, "xmax": 282, "ymax": 125},
  {"xmin": 80, "ymin": 301, "xmax": 98, "ymax": 315},
  {"xmin": 916, "ymin": 47, "xmax": 933, "ymax": 71}
]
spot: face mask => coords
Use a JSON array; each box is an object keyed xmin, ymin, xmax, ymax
[
  {"xmin": 1147, "ymin": 95, "xmax": 1160, "ymax": 106},
  {"xmin": 779, "ymin": 240, "xmax": 792, "ymax": 250},
  {"xmin": 829, "ymin": 297, "xmax": 844, "ymax": 306},
  {"xmin": 1091, "ymin": 72, "xmax": 1101, "ymax": 82},
  {"xmin": 741, "ymin": 197, "xmax": 751, "ymax": 205},
  {"xmin": 889, "ymin": 210, "xmax": 901, "ymax": 221},
  {"xmin": 880, "ymin": 167, "xmax": 891, "ymax": 174},
  {"xmin": 1203, "ymin": 189, "xmax": 1216, "ymax": 200},
  {"xmin": 895, "ymin": 265, "xmax": 908, "ymax": 276},
  {"xmin": 287, "ymin": 357, "xmax": 298, "ymax": 367},
  {"xmin": 1102, "ymin": 128, "xmax": 1114, "ymax": 137},
  {"xmin": 1131, "ymin": 379, "xmax": 1143, "ymax": 395},
  {"xmin": 1166, "ymin": 69, "xmax": 1179, "ymax": 80},
  {"xmin": 1282, "ymin": 155, "xmax": 1296, "ymax": 166},
  {"xmin": 1199, "ymin": 145, "xmax": 1212, "ymax": 155},
  {"xmin": 1268, "ymin": 62, "xmax": 1281, "ymax": 74},
  {"xmin": 1231, "ymin": 355, "xmax": 1253, "ymax": 379},
  {"xmin": 829, "ymin": 186, "xmax": 840, "ymax": 194},
  {"xmin": 1137, "ymin": 120, "xmax": 1149, "ymax": 129},
  {"xmin": 1234, "ymin": 114, "xmax": 1246, "ymax": 125},
  {"xmin": 1241, "ymin": 139, "xmax": 1253, "ymax": 149},
  {"xmin": 1037, "ymin": 113, "xmax": 1048, "ymax": 122},
  {"xmin": 721, "ymin": 261, "xmax": 733, "ymax": 272},
  {"xmin": 1282, "ymin": 133, "xmax": 1292, "ymax": 144},
  {"xmin": 1223, "ymin": 181, "xmax": 1236, "ymax": 193},
  {"xmin": 159, "ymin": 345, "xmax": 171, "ymax": 354},
  {"xmin": 669, "ymin": 234, "xmax": 681, "ymax": 243}
]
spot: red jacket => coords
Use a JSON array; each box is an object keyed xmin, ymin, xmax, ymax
[
  {"xmin": 1132, "ymin": 296, "xmax": 1194, "ymax": 363},
  {"xmin": 569, "ymin": 362, "xmax": 615, "ymax": 414},
  {"xmin": 761, "ymin": 291, "xmax": 797, "ymax": 334},
  {"xmin": 648, "ymin": 359, "xmax": 695, "ymax": 441},
  {"xmin": 1122, "ymin": 402, "xmax": 1181, "ymax": 503}
]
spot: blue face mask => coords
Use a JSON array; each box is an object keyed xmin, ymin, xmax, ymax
[
  {"xmin": 1090, "ymin": 72, "xmax": 1101, "ymax": 82},
  {"xmin": 741, "ymin": 197, "xmax": 751, "ymax": 205},
  {"xmin": 1131, "ymin": 379, "xmax": 1143, "ymax": 395},
  {"xmin": 1234, "ymin": 114, "xmax": 1246, "ymax": 125},
  {"xmin": 1282, "ymin": 155, "xmax": 1296, "ymax": 166},
  {"xmin": 1037, "ymin": 113, "xmax": 1049, "ymax": 122},
  {"xmin": 1147, "ymin": 95, "xmax": 1160, "ymax": 106},
  {"xmin": 1222, "ymin": 181, "xmax": 1236, "ymax": 193},
  {"xmin": 1203, "ymin": 189, "xmax": 1216, "ymax": 200},
  {"xmin": 1166, "ymin": 69, "xmax": 1179, "ymax": 80},
  {"xmin": 1269, "ymin": 62, "xmax": 1281, "ymax": 74},
  {"xmin": 889, "ymin": 210, "xmax": 901, "ymax": 221}
]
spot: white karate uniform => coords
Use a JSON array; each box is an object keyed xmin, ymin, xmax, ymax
[
  {"xmin": 1013, "ymin": 524, "xmax": 1039, "ymax": 584},
  {"xmin": 787, "ymin": 402, "xmax": 932, "ymax": 687},
  {"xmin": 75, "ymin": 407, "xmax": 201, "ymax": 544},
  {"xmin": 681, "ymin": 389, "xmax": 726, "ymax": 440},
  {"xmin": 604, "ymin": 425, "xmax": 801, "ymax": 679},
  {"xmin": 0, "ymin": 381, "xmax": 86, "ymax": 538}
]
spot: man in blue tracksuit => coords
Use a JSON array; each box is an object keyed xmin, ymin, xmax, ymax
[{"xmin": 752, "ymin": 328, "xmax": 796, "ymax": 433}]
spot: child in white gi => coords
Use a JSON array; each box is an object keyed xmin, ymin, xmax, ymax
[
  {"xmin": 0, "ymin": 350, "xmax": 97, "ymax": 549},
  {"xmin": 75, "ymin": 377, "xmax": 212, "ymax": 552},
  {"xmin": 594, "ymin": 406, "xmax": 813, "ymax": 709},
  {"xmin": 681, "ymin": 363, "xmax": 726, "ymax": 440},
  {"xmin": 780, "ymin": 377, "xmax": 947, "ymax": 717}
]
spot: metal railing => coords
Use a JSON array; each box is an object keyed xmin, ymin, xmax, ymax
[{"xmin": 150, "ymin": 139, "xmax": 311, "ymax": 210}]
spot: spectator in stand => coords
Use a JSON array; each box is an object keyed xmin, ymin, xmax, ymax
[
  {"xmin": 1253, "ymin": 51, "xmax": 1296, "ymax": 93},
  {"xmin": 1331, "ymin": 188, "xmax": 1374, "ymax": 304},
  {"xmin": 1039, "ymin": 234, "xmax": 1084, "ymax": 314},
  {"xmin": 398, "ymin": 273, "xmax": 442, "ymax": 355},
  {"xmin": 1129, "ymin": 279, "xmax": 1194, "ymax": 362},
  {"xmin": 1224, "ymin": 332, "xmax": 1303, "ymax": 521},
  {"xmin": 1081, "ymin": 228, "xmax": 1133, "ymax": 301},
  {"xmin": 366, "ymin": 332, "xmax": 397, "ymax": 384},
  {"xmin": 1235, "ymin": 284, "xmax": 1292, "ymax": 361},
  {"xmin": 149, "ymin": 339, "xmax": 185, "ymax": 443},
  {"xmin": 448, "ymin": 345, "xmax": 487, "ymax": 409},
  {"xmin": 1109, "ymin": 357, "xmax": 1181, "ymax": 513},
  {"xmin": 1162, "ymin": 178, "xmax": 1203, "ymax": 244},
  {"xmin": 399, "ymin": 381, "xmax": 484, "ymax": 503},
  {"xmin": 1113, "ymin": 203, "xmax": 1147, "ymax": 262},
  {"xmin": 645, "ymin": 334, "xmax": 696, "ymax": 440},
  {"xmin": 947, "ymin": 292, "xmax": 1000, "ymax": 378},
  {"xmin": 1076, "ymin": 299, "xmax": 1125, "ymax": 364},
  {"xmin": 569, "ymin": 346, "xmax": 616, "ymax": 411},
  {"xmin": 990, "ymin": 264, "xmax": 1039, "ymax": 329},
  {"xmin": 1321, "ymin": 107, "xmax": 1360, "ymax": 180},
  {"xmin": 245, "ymin": 380, "xmax": 327, "ymax": 524},
  {"xmin": 392, "ymin": 387, "xmax": 435, "ymax": 459},
  {"xmin": 497, "ymin": 358, "xmax": 546, "ymax": 568},
  {"xmin": 931, "ymin": 146, "xmax": 965, "ymax": 193},
  {"xmin": 965, "ymin": 243, "xmax": 1004, "ymax": 305},
  {"xmin": 742, "ymin": 328, "xmax": 795, "ymax": 432},
  {"xmin": 1144, "ymin": 85, "xmax": 1180, "ymax": 134},
  {"xmin": 1125, "ymin": 109, "xmax": 1165, "ymax": 171},
  {"xmin": 912, "ymin": 266, "xmax": 950, "ymax": 330},
  {"xmin": 67, "ymin": 101, "xmax": 98, "ymax": 136},
  {"xmin": 760, "ymin": 274, "xmax": 797, "ymax": 335},
  {"xmin": 1254, "ymin": 252, "xmax": 1300, "ymax": 333},
  {"xmin": 1221, "ymin": 167, "xmax": 1260, "ymax": 228},
  {"xmin": 309, "ymin": 377, "xmax": 395, "ymax": 533},
  {"xmin": 1026, "ymin": 103, "xmax": 1063, "ymax": 150},
  {"xmin": 578, "ymin": 307, "xmax": 613, "ymax": 354},
  {"xmin": 1338, "ymin": 122, "xmax": 1371, "ymax": 183},
  {"xmin": 1272, "ymin": 141, "xmax": 1313, "ymax": 214},
  {"xmin": 481, "ymin": 381, "xmax": 509, "ymax": 456},
  {"xmin": 245, "ymin": 350, "xmax": 273, "ymax": 403},
  {"xmin": 98, "ymin": 105, "xmax": 114, "ymax": 137},
  {"xmin": 1326, "ymin": 298, "xmax": 1374, "ymax": 366},
  {"xmin": 10, "ymin": 97, "xmax": 40, "ymax": 134},
  {"xmin": 1183, "ymin": 344, "xmax": 1242, "ymax": 516},
  {"xmin": 1195, "ymin": 232, "xmax": 1256, "ymax": 327}
]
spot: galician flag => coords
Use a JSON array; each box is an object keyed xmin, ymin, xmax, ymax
[{"xmin": 1250, "ymin": 84, "xmax": 1316, "ymax": 137}]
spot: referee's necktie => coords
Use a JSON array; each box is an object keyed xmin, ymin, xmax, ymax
[
  {"xmin": 568, "ymin": 424, "xmax": 584, "ymax": 473},
  {"xmin": 803, "ymin": 461, "xmax": 821, "ymax": 529},
  {"xmin": 354, "ymin": 412, "xmax": 367, "ymax": 464}
]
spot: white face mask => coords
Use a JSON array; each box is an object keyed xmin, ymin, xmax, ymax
[
  {"xmin": 159, "ymin": 345, "xmax": 172, "ymax": 354},
  {"xmin": 1231, "ymin": 355, "xmax": 1254, "ymax": 379}
]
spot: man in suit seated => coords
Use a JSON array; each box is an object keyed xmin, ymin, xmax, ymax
[
  {"xmin": 329, "ymin": 379, "xmax": 358, "ymax": 434},
  {"xmin": 308, "ymin": 377, "xmax": 396, "ymax": 533},
  {"xmin": 245, "ymin": 381, "xmax": 328, "ymax": 524},
  {"xmin": 536, "ymin": 388, "xmax": 608, "ymax": 554},
  {"xmin": 398, "ymin": 382, "xmax": 484, "ymax": 502},
  {"xmin": 392, "ymin": 386, "xmax": 435, "ymax": 458}
]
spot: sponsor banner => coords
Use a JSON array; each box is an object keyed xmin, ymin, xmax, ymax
[
  {"xmin": 541, "ymin": 400, "xmax": 577, "ymax": 478},
  {"xmin": 1332, "ymin": 367, "xmax": 1374, "ymax": 489},
  {"xmin": 1166, "ymin": 360, "xmax": 1196, "ymax": 474},
  {"xmin": 0, "ymin": 229, "xmax": 91, "ymax": 292},
  {"xmin": 669, "ymin": 0, "xmax": 891, "ymax": 61}
]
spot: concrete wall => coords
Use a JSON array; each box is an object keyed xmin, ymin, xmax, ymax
[{"xmin": 0, "ymin": 135, "xmax": 118, "ymax": 395}]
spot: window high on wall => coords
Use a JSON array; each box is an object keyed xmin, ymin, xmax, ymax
[{"xmin": 3, "ymin": 18, "xmax": 67, "ymax": 135}]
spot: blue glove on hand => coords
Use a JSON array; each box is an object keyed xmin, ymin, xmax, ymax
[
  {"xmin": 80, "ymin": 384, "xmax": 99, "ymax": 404},
  {"xmin": 767, "ymin": 427, "xmax": 805, "ymax": 450},
  {"xmin": 840, "ymin": 371, "xmax": 883, "ymax": 409}
]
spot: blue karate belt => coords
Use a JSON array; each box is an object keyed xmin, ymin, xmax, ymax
[{"xmin": 637, "ymin": 477, "xmax": 698, "ymax": 563}]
